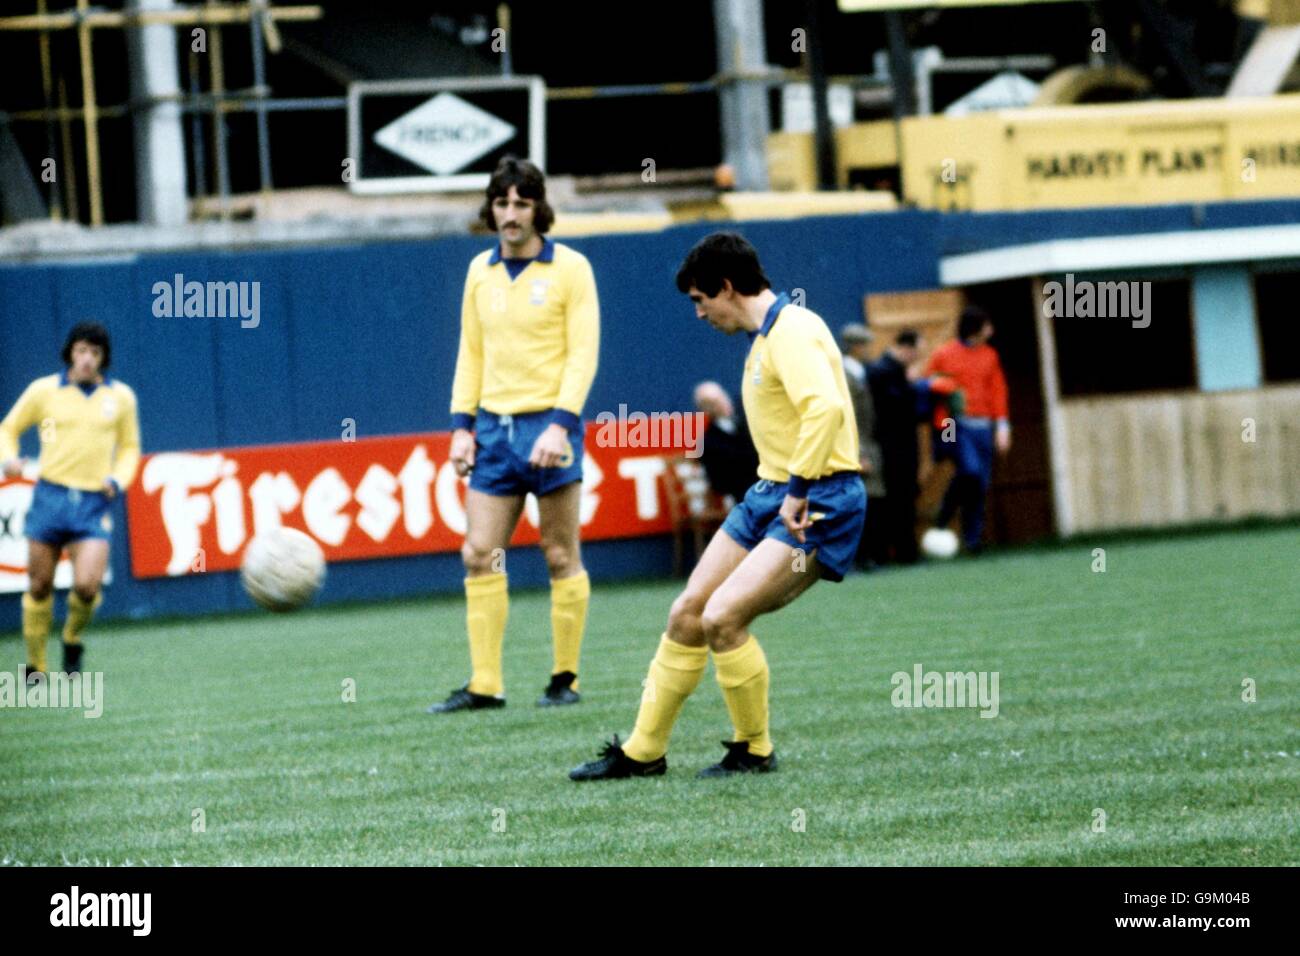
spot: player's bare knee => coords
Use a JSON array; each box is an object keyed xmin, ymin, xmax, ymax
[
  {"xmin": 28, "ymin": 580, "xmax": 53, "ymax": 602},
  {"xmin": 541, "ymin": 539, "xmax": 578, "ymax": 578},
  {"xmin": 667, "ymin": 592, "xmax": 706, "ymax": 641},
  {"xmin": 74, "ymin": 583, "xmax": 99, "ymax": 604},
  {"xmin": 699, "ymin": 603, "xmax": 745, "ymax": 651},
  {"xmin": 461, "ymin": 541, "xmax": 498, "ymax": 576}
]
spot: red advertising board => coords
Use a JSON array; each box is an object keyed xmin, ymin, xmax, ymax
[{"xmin": 126, "ymin": 422, "xmax": 700, "ymax": 578}]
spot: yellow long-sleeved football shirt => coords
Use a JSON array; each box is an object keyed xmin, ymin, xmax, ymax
[
  {"xmin": 741, "ymin": 294, "xmax": 860, "ymax": 495},
  {"xmin": 450, "ymin": 237, "xmax": 600, "ymax": 433},
  {"xmin": 0, "ymin": 372, "xmax": 141, "ymax": 492}
]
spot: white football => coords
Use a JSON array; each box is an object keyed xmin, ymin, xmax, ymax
[
  {"xmin": 240, "ymin": 526, "xmax": 326, "ymax": 612},
  {"xmin": 921, "ymin": 527, "xmax": 960, "ymax": 560}
]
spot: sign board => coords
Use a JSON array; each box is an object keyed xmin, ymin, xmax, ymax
[
  {"xmin": 125, "ymin": 424, "xmax": 700, "ymax": 579},
  {"xmin": 347, "ymin": 76, "xmax": 545, "ymax": 194},
  {"xmin": 944, "ymin": 71, "xmax": 1040, "ymax": 116},
  {"xmin": 901, "ymin": 93, "xmax": 1300, "ymax": 210}
]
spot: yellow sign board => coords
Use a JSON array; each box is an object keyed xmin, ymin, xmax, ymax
[{"xmin": 899, "ymin": 95, "xmax": 1300, "ymax": 210}]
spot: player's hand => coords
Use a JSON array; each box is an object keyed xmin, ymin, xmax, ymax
[
  {"xmin": 779, "ymin": 494, "xmax": 812, "ymax": 544},
  {"xmin": 102, "ymin": 478, "xmax": 118, "ymax": 499},
  {"xmin": 2, "ymin": 457, "xmax": 24, "ymax": 479},
  {"xmin": 859, "ymin": 456, "xmax": 874, "ymax": 476},
  {"xmin": 528, "ymin": 423, "xmax": 571, "ymax": 469},
  {"xmin": 995, "ymin": 424, "xmax": 1012, "ymax": 455},
  {"xmin": 450, "ymin": 428, "xmax": 476, "ymax": 477}
]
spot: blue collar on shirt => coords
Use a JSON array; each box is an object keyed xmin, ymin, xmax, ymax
[
  {"xmin": 749, "ymin": 291, "xmax": 790, "ymax": 343},
  {"xmin": 59, "ymin": 369, "xmax": 109, "ymax": 395},
  {"xmin": 489, "ymin": 236, "xmax": 555, "ymax": 266}
]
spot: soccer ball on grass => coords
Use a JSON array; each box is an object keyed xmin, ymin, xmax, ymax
[
  {"xmin": 920, "ymin": 527, "xmax": 960, "ymax": 560},
  {"xmin": 240, "ymin": 526, "xmax": 326, "ymax": 612}
]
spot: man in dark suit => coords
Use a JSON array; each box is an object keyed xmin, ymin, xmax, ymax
[
  {"xmin": 693, "ymin": 381, "xmax": 760, "ymax": 504},
  {"xmin": 838, "ymin": 324, "xmax": 884, "ymax": 568},
  {"xmin": 867, "ymin": 329, "xmax": 923, "ymax": 564}
]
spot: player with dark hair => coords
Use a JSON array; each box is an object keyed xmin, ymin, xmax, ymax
[
  {"xmin": 428, "ymin": 156, "xmax": 601, "ymax": 713},
  {"xmin": 1, "ymin": 323, "xmax": 141, "ymax": 682},
  {"xmin": 569, "ymin": 232, "xmax": 864, "ymax": 779},
  {"xmin": 477, "ymin": 155, "xmax": 556, "ymax": 234}
]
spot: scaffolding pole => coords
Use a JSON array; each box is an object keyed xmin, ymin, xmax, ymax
[
  {"xmin": 129, "ymin": 0, "xmax": 188, "ymax": 225},
  {"xmin": 249, "ymin": 0, "xmax": 274, "ymax": 192},
  {"xmin": 36, "ymin": 0, "xmax": 61, "ymax": 220},
  {"xmin": 0, "ymin": 6, "xmax": 322, "ymax": 30},
  {"xmin": 1, "ymin": 1, "xmax": 322, "ymax": 226},
  {"xmin": 75, "ymin": 0, "xmax": 104, "ymax": 225}
]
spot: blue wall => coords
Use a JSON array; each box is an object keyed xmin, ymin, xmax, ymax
[
  {"xmin": 0, "ymin": 212, "xmax": 944, "ymax": 624},
  {"xmin": 3, "ymin": 198, "xmax": 1295, "ymax": 624}
]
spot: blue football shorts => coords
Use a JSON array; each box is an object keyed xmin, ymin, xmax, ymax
[
  {"xmin": 469, "ymin": 409, "xmax": 584, "ymax": 498},
  {"xmin": 720, "ymin": 471, "xmax": 867, "ymax": 582}
]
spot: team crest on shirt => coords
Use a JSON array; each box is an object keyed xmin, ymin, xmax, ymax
[
  {"xmin": 100, "ymin": 396, "xmax": 117, "ymax": 419},
  {"xmin": 529, "ymin": 279, "xmax": 549, "ymax": 306}
]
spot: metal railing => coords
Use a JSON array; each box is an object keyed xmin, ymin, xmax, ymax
[
  {"xmin": 0, "ymin": 1, "xmax": 322, "ymax": 225},
  {"xmin": 2, "ymin": 2, "xmax": 887, "ymax": 226}
]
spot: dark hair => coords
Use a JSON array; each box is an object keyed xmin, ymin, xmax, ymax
[
  {"xmin": 62, "ymin": 322, "xmax": 111, "ymax": 371},
  {"xmin": 478, "ymin": 156, "xmax": 554, "ymax": 233},
  {"xmin": 895, "ymin": 329, "xmax": 919, "ymax": 348},
  {"xmin": 958, "ymin": 305, "xmax": 992, "ymax": 341},
  {"xmin": 675, "ymin": 232, "xmax": 771, "ymax": 297}
]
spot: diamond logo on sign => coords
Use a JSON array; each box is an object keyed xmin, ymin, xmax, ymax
[{"xmin": 373, "ymin": 92, "xmax": 516, "ymax": 176}]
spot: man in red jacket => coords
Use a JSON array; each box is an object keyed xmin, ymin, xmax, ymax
[{"xmin": 924, "ymin": 306, "xmax": 1011, "ymax": 553}]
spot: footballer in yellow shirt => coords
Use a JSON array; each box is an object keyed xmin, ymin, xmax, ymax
[
  {"xmin": 427, "ymin": 157, "xmax": 600, "ymax": 714},
  {"xmin": 0, "ymin": 323, "xmax": 141, "ymax": 682},
  {"xmin": 570, "ymin": 232, "xmax": 866, "ymax": 780}
]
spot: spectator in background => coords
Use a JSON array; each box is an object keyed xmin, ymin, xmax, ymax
[
  {"xmin": 839, "ymin": 324, "xmax": 884, "ymax": 568},
  {"xmin": 693, "ymin": 381, "xmax": 759, "ymax": 504},
  {"xmin": 867, "ymin": 329, "xmax": 924, "ymax": 564},
  {"xmin": 925, "ymin": 306, "xmax": 1011, "ymax": 555}
]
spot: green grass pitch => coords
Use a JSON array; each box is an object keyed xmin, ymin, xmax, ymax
[{"xmin": 2, "ymin": 525, "xmax": 1297, "ymax": 866}]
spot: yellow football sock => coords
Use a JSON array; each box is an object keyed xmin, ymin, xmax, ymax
[
  {"xmin": 713, "ymin": 636, "xmax": 773, "ymax": 758},
  {"xmin": 22, "ymin": 592, "xmax": 53, "ymax": 673},
  {"xmin": 465, "ymin": 573, "xmax": 508, "ymax": 697},
  {"xmin": 63, "ymin": 591, "xmax": 102, "ymax": 645},
  {"xmin": 550, "ymin": 571, "xmax": 590, "ymax": 688},
  {"xmin": 623, "ymin": 634, "xmax": 709, "ymax": 763}
]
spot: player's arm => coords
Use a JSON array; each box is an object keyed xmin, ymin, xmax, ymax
[
  {"xmin": 449, "ymin": 263, "xmax": 484, "ymax": 475},
  {"xmin": 531, "ymin": 255, "xmax": 599, "ymax": 468},
  {"xmin": 552, "ymin": 256, "xmax": 600, "ymax": 431},
  {"xmin": 919, "ymin": 345, "xmax": 960, "ymax": 423},
  {"xmin": 769, "ymin": 322, "xmax": 848, "ymax": 541},
  {"xmin": 989, "ymin": 353, "xmax": 1011, "ymax": 453},
  {"xmin": 107, "ymin": 387, "xmax": 141, "ymax": 498},
  {"xmin": 0, "ymin": 380, "xmax": 43, "ymax": 477}
]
